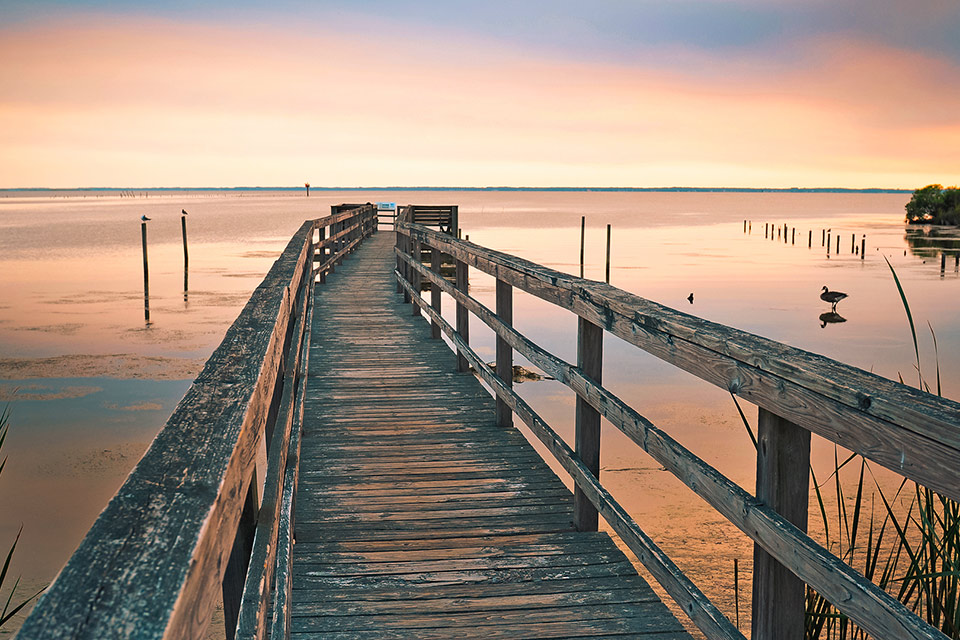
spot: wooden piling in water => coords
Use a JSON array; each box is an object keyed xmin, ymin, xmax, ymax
[
  {"xmin": 809, "ymin": 230, "xmax": 812, "ymax": 248},
  {"xmin": 941, "ymin": 252, "xmax": 947, "ymax": 276},
  {"xmin": 861, "ymin": 235, "xmax": 866, "ymax": 259},
  {"xmin": 791, "ymin": 228, "xmax": 795, "ymax": 245},
  {"xmin": 851, "ymin": 234, "xmax": 855, "ymax": 254},
  {"xmin": 580, "ymin": 216, "xmax": 585, "ymax": 278},
  {"xmin": 826, "ymin": 230, "xmax": 831, "ymax": 254},
  {"xmin": 141, "ymin": 220, "xmax": 150, "ymax": 323},
  {"xmin": 822, "ymin": 229, "xmax": 825, "ymax": 246},
  {"xmin": 765, "ymin": 223, "xmax": 769, "ymax": 238},
  {"xmin": 605, "ymin": 224, "xmax": 611, "ymax": 284}
]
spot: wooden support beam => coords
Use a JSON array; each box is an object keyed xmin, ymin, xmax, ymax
[
  {"xmin": 495, "ymin": 278, "xmax": 513, "ymax": 428},
  {"xmin": 430, "ymin": 248, "xmax": 441, "ymax": 339},
  {"xmin": 222, "ymin": 482, "xmax": 259, "ymax": 640},
  {"xmin": 575, "ymin": 317, "xmax": 603, "ymax": 532},
  {"xmin": 751, "ymin": 407, "xmax": 810, "ymax": 640},
  {"xmin": 455, "ymin": 259, "xmax": 470, "ymax": 372},
  {"xmin": 411, "ymin": 238, "xmax": 421, "ymax": 316}
]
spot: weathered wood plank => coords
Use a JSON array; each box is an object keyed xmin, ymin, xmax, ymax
[
  {"xmin": 294, "ymin": 232, "xmax": 689, "ymax": 639},
  {"xmin": 397, "ymin": 226, "xmax": 952, "ymax": 640},
  {"xmin": 18, "ymin": 208, "xmax": 377, "ymax": 640}
]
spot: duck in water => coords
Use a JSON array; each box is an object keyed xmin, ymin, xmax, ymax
[{"xmin": 820, "ymin": 286, "xmax": 848, "ymax": 310}]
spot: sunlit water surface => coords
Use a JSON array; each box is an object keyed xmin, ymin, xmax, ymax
[{"xmin": 1, "ymin": 189, "xmax": 955, "ymax": 636}]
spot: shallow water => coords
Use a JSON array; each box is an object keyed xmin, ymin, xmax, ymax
[{"xmin": 1, "ymin": 189, "xmax": 955, "ymax": 635}]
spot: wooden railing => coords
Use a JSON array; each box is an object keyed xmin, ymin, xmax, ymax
[
  {"xmin": 394, "ymin": 215, "xmax": 960, "ymax": 640},
  {"xmin": 17, "ymin": 204, "xmax": 378, "ymax": 640}
]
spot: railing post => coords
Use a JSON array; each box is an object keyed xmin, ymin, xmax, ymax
[
  {"xmin": 402, "ymin": 231, "xmax": 411, "ymax": 304},
  {"xmin": 430, "ymin": 244, "xmax": 441, "ymax": 339},
  {"xmin": 318, "ymin": 226, "xmax": 326, "ymax": 284},
  {"xmin": 574, "ymin": 317, "xmax": 603, "ymax": 531},
  {"xmin": 411, "ymin": 236, "xmax": 421, "ymax": 316},
  {"xmin": 495, "ymin": 278, "xmax": 513, "ymax": 427},
  {"xmin": 455, "ymin": 258, "xmax": 470, "ymax": 372},
  {"xmin": 222, "ymin": 481, "xmax": 259, "ymax": 640},
  {"xmin": 751, "ymin": 407, "xmax": 810, "ymax": 640},
  {"xmin": 395, "ymin": 228, "xmax": 403, "ymax": 294}
]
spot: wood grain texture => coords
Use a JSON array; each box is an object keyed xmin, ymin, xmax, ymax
[
  {"xmin": 397, "ymin": 222, "xmax": 960, "ymax": 504},
  {"xmin": 19, "ymin": 208, "xmax": 374, "ymax": 640},
  {"xmin": 396, "ymin": 232, "xmax": 948, "ymax": 640},
  {"xmin": 296, "ymin": 232, "xmax": 690, "ymax": 638},
  {"xmin": 751, "ymin": 409, "xmax": 810, "ymax": 640}
]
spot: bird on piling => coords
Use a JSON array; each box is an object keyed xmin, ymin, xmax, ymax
[
  {"xmin": 820, "ymin": 286, "xmax": 847, "ymax": 310},
  {"xmin": 181, "ymin": 209, "xmax": 188, "ymax": 215},
  {"xmin": 141, "ymin": 215, "xmax": 151, "ymax": 222},
  {"xmin": 687, "ymin": 293, "xmax": 694, "ymax": 304}
]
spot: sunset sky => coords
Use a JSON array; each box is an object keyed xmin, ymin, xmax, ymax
[{"xmin": 1, "ymin": 1, "xmax": 958, "ymax": 188}]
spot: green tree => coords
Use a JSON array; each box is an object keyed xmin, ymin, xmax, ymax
[{"xmin": 906, "ymin": 184, "xmax": 960, "ymax": 225}]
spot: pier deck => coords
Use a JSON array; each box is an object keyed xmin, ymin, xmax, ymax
[{"xmin": 293, "ymin": 233, "xmax": 690, "ymax": 638}]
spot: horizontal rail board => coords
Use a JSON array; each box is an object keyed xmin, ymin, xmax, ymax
[{"xmin": 398, "ymin": 223, "xmax": 960, "ymax": 504}]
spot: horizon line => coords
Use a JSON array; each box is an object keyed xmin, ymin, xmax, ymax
[{"xmin": 0, "ymin": 185, "xmax": 914, "ymax": 193}]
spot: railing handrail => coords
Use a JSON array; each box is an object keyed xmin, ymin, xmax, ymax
[
  {"xmin": 398, "ymin": 221, "xmax": 960, "ymax": 501},
  {"xmin": 18, "ymin": 204, "xmax": 377, "ymax": 640},
  {"xmin": 394, "ymin": 218, "xmax": 958, "ymax": 640}
]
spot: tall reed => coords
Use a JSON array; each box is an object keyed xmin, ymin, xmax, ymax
[
  {"xmin": 0, "ymin": 405, "xmax": 44, "ymax": 628},
  {"xmin": 802, "ymin": 258, "xmax": 960, "ymax": 639}
]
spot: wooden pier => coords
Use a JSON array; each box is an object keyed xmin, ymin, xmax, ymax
[{"xmin": 17, "ymin": 204, "xmax": 960, "ymax": 640}]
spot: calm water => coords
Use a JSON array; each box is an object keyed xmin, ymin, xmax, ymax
[{"xmin": 1, "ymin": 189, "xmax": 955, "ymax": 635}]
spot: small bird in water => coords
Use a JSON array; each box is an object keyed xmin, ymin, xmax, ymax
[
  {"xmin": 687, "ymin": 293, "xmax": 694, "ymax": 304},
  {"xmin": 820, "ymin": 286, "xmax": 847, "ymax": 310},
  {"xmin": 140, "ymin": 215, "xmax": 151, "ymax": 221}
]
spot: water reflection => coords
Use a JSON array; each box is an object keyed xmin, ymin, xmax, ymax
[
  {"xmin": 904, "ymin": 226, "xmax": 960, "ymax": 259},
  {"xmin": 819, "ymin": 311, "xmax": 847, "ymax": 328}
]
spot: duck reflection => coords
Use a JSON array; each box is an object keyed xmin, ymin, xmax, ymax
[{"xmin": 819, "ymin": 311, "xmax": 847, "ymax": 328}]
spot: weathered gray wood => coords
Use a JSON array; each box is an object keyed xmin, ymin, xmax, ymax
[
  {"xmin": 19, "ymin": 208, "xmax": 376, "ymax": 640},
  {"xmin": 574, "ymin": 317, "xmax": 602, "ymax": 532},
  {"xmin": 495, "ymin": 278, "xmax": 513, "ymax": 428},
  {"xmin": 751, "ymin": 408, "xmax": 810, "ymax": 640},
  {"xmin": 430, "ymin": 246, "xmax": 441, "ymax": 339},
  {"xmin": 456, "ymin": 259, "xmax": 469, "ymax": 372},
  {"xmin": 223, "ymin": 485, "xmax": 259, "ymax": 640},
  {"xmin": 397, "ymin": 222, "xmax": 960, "ymax": 505},
  {"xmin": 235, "ymin": 251, "xmax": 313, "ymax": 640},
  {"xmin": 298, "ymin": 233, "xmax": 689, "ymax": 639},
  {"xmin": 398, "ymin": 272, "xmax": 740, "ymax": 640},
  {"xmin": 398, "ymin": 246, "xmax": 947, "ymax": 640}
]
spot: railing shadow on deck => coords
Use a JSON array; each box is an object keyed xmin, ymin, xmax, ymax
[
  {"xmin": 393, "ymin": 208, "xmax": 960, "ymax": 640},
  {"xmin": 17, "ymin": 204, "xmax": 378, "ymax": 640}
]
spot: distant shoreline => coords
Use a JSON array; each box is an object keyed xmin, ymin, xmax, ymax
[{"xmin": 0, "ymin": 186, "xmax": 912, "ymax": 194}]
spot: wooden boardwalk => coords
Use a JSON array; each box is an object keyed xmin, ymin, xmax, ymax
[{"xmin": 292, "ymin": 232, "xmax": 691, "ymax": 639}]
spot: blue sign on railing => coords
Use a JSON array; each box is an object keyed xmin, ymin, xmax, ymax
[{"xmin": 376, "ymin": 202, "xmax": 396, "ymax": 211}]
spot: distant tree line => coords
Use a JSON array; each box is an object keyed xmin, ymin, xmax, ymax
[{"xmin": 905, "ymin": 184, "xmax": 960, "ymax": 225}]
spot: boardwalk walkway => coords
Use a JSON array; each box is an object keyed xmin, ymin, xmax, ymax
[{"xmin": 291, "ymin": 232, "xmax": 690, "ymax": 638}]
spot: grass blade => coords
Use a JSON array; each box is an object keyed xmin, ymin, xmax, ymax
[{"xmin": 883, "ymin": 255, "xmax": 922, "ymax": 388}]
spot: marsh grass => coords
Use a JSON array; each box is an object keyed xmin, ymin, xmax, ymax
[
  {"xmin": 730, "ymin": 257, "xmax": 960, "ymax": 637},
  {"xmin": 799, "ymin": 259, "xmax": 960, "ymax": 638},
  {"xmin": 0, "ymin": 404, "xmax": 44, "ymax": 628}
]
